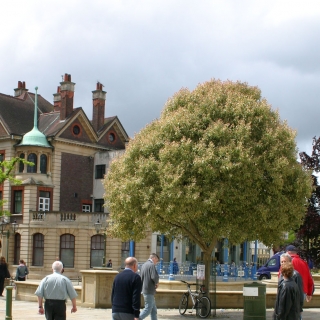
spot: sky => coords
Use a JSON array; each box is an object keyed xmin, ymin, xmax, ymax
[{"xmin": 1, "ymin": 0, "xmax": 320, "ymax": 156}]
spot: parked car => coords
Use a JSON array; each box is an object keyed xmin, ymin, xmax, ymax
[{"xmin": 256, "ymin": 251, "xmax": 284, "ymax": 280}]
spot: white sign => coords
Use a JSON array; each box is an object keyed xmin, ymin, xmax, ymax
[
  {"xmin": 243, "ymin": 287, "xmax": 258, "ymax": 296},
  {"xmin": 197, "ymin": 264, "xmax": 205, "ymax": 280}
]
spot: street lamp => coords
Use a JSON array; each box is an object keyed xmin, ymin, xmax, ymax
[
  {"xmin": 0, "ymin": 218, "xmax": 19, "ymax": 235},
  {"xmin": 0, "ymin": 217, "xmax": 19, "ymax": 261},
  {"xmin": 94, "ymin": 219, "xmax": 107, "ymax": 267}
]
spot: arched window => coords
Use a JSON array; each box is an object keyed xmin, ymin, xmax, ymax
[
  {"xmin": 27, "ymin": 153, "xmax": 37, "ymax": 173},
  {"xmin": 60, "ymin": 234, "xmax": 75, "ymax": 268},
  {"xmin": 40, "ymin": 154, "xmax": 47, "ymax": 174},
  {"xmin": 14, "ymin": 233, "xmax": 21, "ymax": 265},
  {"xmin": 33, "ymin": 233, "xmax": 44, "ymax": 266},
  {"xmin": 19, "ymin": 153, "xmax": 25, "ymax": 173},
  {"xmin": 90, "ymin": 234, "xmax": 104, "ymax": 267}
]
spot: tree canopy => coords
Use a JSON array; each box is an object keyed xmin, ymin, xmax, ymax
[
  {"xmin": 298, "ymin": 136, "xmax": 320, "ymax": 266},
  {"xmin": 104, "ymin": 80, "xmax": 312, "ymax": 257}
]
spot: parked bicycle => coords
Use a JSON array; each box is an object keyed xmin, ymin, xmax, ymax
[{"xmin": 179, "ymin": 280, "xmax": 211, "ymax": 318}]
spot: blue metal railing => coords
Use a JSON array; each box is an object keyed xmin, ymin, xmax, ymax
[{"xmin": 137, "ymin": 261, "xmax": 257, "ymax": 281}]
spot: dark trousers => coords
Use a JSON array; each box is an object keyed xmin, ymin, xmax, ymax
[
  {"xmin": 17, "ymin": 277, "xmax": 26, "ymax": 281},
  {"xmin": 112, "ymin": 313, "xmax": 135, "ymax": 320},
  {"xmin": 44, "ymin": 299, "xmax": 66, "ymax": 320},
  {"xmin": 0, "ymin": 276, "xmax": 4, "ymax": 295}
]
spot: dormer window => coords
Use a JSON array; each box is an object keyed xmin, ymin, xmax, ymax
[
  {"xmin": 108, "ymin": 133, "xmax": 115, "ymax": 142},
  {"xmin": 73, "ymin": 125, "xmax": 80, "ymax": 135}
]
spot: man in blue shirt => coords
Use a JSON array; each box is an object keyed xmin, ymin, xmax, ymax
[
  {"xmin": 112, "ymin": 257, "xmax": 142, "ymax": 320},
  {"xmin": 35, "ymin": 261, "xmax": 77, "ymax": 319}
]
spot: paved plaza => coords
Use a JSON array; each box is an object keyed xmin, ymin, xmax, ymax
[{"xmin": 1, "ymin": 294, "xmax": 320, "ymax": 320}]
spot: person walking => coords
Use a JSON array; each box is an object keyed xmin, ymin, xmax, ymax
[
  {"xmin": 15, "ymin": 259, "xmax": 29, "ymax": 281},
  {"xmin": 274, "ymin": 264, "xmax": 300, "ymax": 320},
  {"xmin": 286, "ymin": 245, "xmax": 314, "ymax": 302},
  {"xmin": 139, "ymin": 253, "xmax": 159, "ymax": 320},
  {"xmin": 0, "ymin": 256, "xmax": 10, "ymax": 297},
  {"xmin": 111, "ymin": 257, "xmax": 142, "ymax": 320},
  {"xmin": 35, "ymin": 260, "xmax": 77, "ymax": 319},
  {"xmin": 279, "ymin": 253, "xmax": 304, "ymax": 318}
]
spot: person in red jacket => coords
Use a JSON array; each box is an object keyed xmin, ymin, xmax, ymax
[{"xmin": 286, "ymin": 245, "xmax": 314, "ymax": 302}]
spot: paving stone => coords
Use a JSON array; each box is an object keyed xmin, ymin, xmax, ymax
[{"xmin": 1, "ymin": 293, "xmax": 319, "ymax": 319}]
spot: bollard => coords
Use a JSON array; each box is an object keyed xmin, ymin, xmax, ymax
[{"xmin": 5, "ymin": 286, "xmax": 14, "ymax": 320}]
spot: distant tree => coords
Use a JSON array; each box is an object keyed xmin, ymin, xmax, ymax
[
  {"xmin": 0, "ymin": 157, "xmax": 32, "ymax": 217},
  {"xmin": 104, "ymin": 79, "xmax": 312, "ymax": 289},
  {"xmin": 299, "ymin": 136, "xmax": 320, "ymax": 266}
]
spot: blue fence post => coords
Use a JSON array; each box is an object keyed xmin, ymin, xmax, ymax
[
  {"xmin": 252, "ymin": 240, "xmax": 258, "ymax": 280},
  {"xmin": 129, "ymin": 240, "xmax": 135, "ymax": 257},
  {"xmin": 243, "ymin": 241, "xmax": 247, "ymax": 267},
  {"xmin": 216, "ymin": 263, "xmax": 221, "ymax": 276},
  {"xmin": 160, "ymin": 235, "xmax": 164, "ymax": 272},
  {"xmin": 168, "ymin": 238, "xmax": 175, "ymax": 280},
  {"xmin": 160, "ymin": 235, "xmax": 164, "ymax": 260},
  {"xmin": 223, "ymin": 238, "xmax": 229, "ymax": 282}
]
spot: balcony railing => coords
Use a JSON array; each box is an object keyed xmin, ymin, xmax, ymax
[{"xmin": 29, "ymin": 210, "xmax": 108, "ymax": 226}]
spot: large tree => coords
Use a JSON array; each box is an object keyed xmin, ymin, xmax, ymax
[
  {"xmin": 299, "ymin": 136, "xmax": 320, "ymax": 266},
  {"xmin": 104, "ymin": 79, "xmax": 312, "ymax": 285}
]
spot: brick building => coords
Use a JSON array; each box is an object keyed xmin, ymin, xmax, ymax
[{"xmin": 0, "ymin": 75, "xmax": 152, "ymax": 279}]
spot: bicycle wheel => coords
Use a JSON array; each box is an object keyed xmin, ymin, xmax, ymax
[
  {"xmin": 179, "ymin": 293, "xmax": 189, "ymax": 315},
  {"xmin": 196, "ymin": 296, "xmax": 211, "ymax": 318}
]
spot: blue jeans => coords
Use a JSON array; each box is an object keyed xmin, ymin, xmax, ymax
[{"xmin": 139, "ymin": 294, "xmax": 157, "ymax": 320}]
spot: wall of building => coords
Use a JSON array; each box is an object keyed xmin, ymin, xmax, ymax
[
  {"xmin": 93, "ymin": 150, "xmax": 125, "ymax": 198},
  {"xmin": 60, "ymin": 152, "xmax": 94, "ymax": 211}
]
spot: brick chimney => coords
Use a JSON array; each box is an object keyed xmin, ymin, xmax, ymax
[
  {"xmin": 60, "ymin": 73, "xmax": 75, "ymax": 120},
  {"xmin": 92, "ymin": 82, "xmax": 106, "ymax": 132},
  {"xmin": 53, "ymin": 86, "xmax": 61, "ymax": 111},
  {"xmin": 14, "ymin": 81, "xmax": 28, "ymax": 97}
]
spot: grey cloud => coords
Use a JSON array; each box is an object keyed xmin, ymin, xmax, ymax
[{"xmin": 1, "ymin": 0, "xmax": 320, "ymax": 156}]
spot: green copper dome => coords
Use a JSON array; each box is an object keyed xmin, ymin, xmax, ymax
[{"xmin": 18, "ymin": 87, "xmax": 51, "ymax": 148}]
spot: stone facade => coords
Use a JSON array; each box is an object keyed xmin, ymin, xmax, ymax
[{"xmin": 0, "ymin": 75, "xmax": 153, "ymax": 280}]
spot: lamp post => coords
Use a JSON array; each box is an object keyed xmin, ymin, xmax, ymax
[
  {"xmin": 0, "ymin": 217, "xmax": 9, "ymax": 235},
  {"xmin": 94, "ymin": 219, "xmax": 107, "ymax": 267},
  {"xmin": 0, "ymin": 217, "xmax": 19, "ymax": 261},
  {"xmin": 11, "ymin": 220, "xmax": 18, "ymax": 233},
  {"xmin": 0, "ymin": 217, "xmax": 19, "ymax": 235}
]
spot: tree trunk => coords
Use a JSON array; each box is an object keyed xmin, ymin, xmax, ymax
[{"xmin": 202, "ymin": 249, "xmax": 213, "ymax": 299}]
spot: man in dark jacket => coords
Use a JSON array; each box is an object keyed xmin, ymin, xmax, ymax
[
  {"xmin": 112, "ymin": 257, "xmax": 142, "ymax": 320},
  {"xmin": 279, "ymin": 253, "xmax": 304, "ymax": 316},
  {"xmin": 274, "ymin": 264, "xmax": 300, "ymax": 320}
]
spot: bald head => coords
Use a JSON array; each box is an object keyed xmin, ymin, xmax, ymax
[
  {"xmin": 125, "ymin": 257, "xmax": 138, "ymax": 272},
  {"xmin": 52, "ymin": 261, "xmax": 63, "ymax": 273}
]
